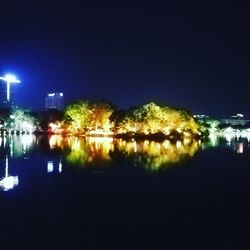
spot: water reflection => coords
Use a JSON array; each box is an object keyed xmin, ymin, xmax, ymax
[
  {"xmin": 0, "ymin": 155, "xmax": 19, "ymax": 191},
  {"xmin": 47, "ymin": 159, "xmax": 63, "ymax": 173},
  {"xmin": 48, "ymin": 135, "xmax": 201, "ymax": 171},
  {"xmin": 1, "ymin": 134, "xmax": 250, "ymax": 191},
  {"xmin": 204, "ymin": 133, "xmax": 250, "ymax": 154},
  {"xmin": 0, "ymin": 134, "xmax": 36, "ymax": 157},
  {"xmin": 0, "ymin": 134, "xmax": 37, "ymax": 191},
  {"xmin": 49, "ymin": 136, "xmax": 114, "ymax": 167},
  {"xmin": 113, "ymin": 139, "xmax": 200, "ymax": 171}
]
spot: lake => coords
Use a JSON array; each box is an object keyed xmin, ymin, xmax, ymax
[{"xmin": 0, "ymin": 134, "xmax": 250, "ymax": 249}]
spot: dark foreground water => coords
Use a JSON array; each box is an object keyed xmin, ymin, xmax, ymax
[{"xmin": 0, "ymin": 135, "xmax": 250, "ymax": 249}]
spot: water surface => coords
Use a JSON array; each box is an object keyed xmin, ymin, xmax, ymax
[{"xmin": 0, "ymin": 134, "xmax": 250, "ymax": 249}]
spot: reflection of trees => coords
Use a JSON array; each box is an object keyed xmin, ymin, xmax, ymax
[
  {"xmin": 49, "ymin": 136, "xmax": 114, "ymax": 167},
  {"xmin": 49, "ymin": 135, "xmax": 200, "ymax": 171},
  {"xmin": 0, "ymin": 134, "xmax": 36, "ymax": 157},
  {"xmin": 66, "ymin": 137, "xmax": 114, "ymax": 166},
  {"xmin": 202, "ymin": 133, "xmax": 249, "ymax": 154},
  {"xmin": 114, "ymin": 139, "xmax": 200, "ymax": 171}
]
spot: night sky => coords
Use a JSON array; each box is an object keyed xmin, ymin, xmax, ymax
[{"xmin": 0, "ymin": 0, "xmax": 249, "ymax": 117}]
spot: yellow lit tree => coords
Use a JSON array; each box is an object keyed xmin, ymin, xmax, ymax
[
  {"xmin": 64, "ymin": 101, "xmax": 114, "ymax": 135},
  {"xmin": 64, "ymin": 101, "xmax": 90, "ymax": 134},
  {"xmin": 115, "ymin": 102, "xmax": 201, "ymax": 137},
  {"xmin": 87, "ymin": 102, "xmax": 114, "ymax": 134}
]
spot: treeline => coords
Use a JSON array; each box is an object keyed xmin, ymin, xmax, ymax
[
  {"xmin": 0, "ymin": 101, "xmax": 203, "ymax": 139},
  {"xmin": 52, "ymin": 101, "xmax": 202, "ymax": 139}
]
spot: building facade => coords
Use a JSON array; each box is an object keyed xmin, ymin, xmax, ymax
[
  {"xmin": 45, "ymin": 93, "xmax": 64, "ymax": 111},
  {"xmin": 221, "ymin": 114, "xmax": 250, "ymax": 126}
]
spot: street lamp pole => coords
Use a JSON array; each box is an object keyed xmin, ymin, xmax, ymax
[{"xmin": 0, "ymin": 74, "xmax": 21, "ymax": 102}]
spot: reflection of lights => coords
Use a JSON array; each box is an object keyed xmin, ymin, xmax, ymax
[
  {"xmin": 237, "ymin": 143, "xmax": 244, "ymax": 154},
  {"xmin": 87, "ymin": 137, "xmax": 113, "ymax": 143},
  {"xmin": 133, "ymin": 141, "xmax": 137, "ymax": 153},
  {"xmin": 47, "ymin": 136, "xmax": 201, "ymax": 170},
  {"xmin": 0, "ymin": 176, "xmax": 19, "ymax": 191},
  {"xmin": 0, "ymin": 155, "xmax": 19, "ymax": 191},
  {"xmin": 47, "ymin": 161, "xmax": 54, "ymax": 173},
  {"xmin": 21, "ymin": 134, "xmax": 34, "ymax": 153},
  {"xmin": 47, "ymin": 159, "xmax": 63, "ymax": 173},
  {"xmin": 59, "ymin": 160, "xmax": 62, "ymax": 173},
  {"xmin": 206, "ymin": 129, "xmax": 250, "ymax": 153},
  {"xmin": 224, "ymin": 133, "xmax": 233, "ymax": 145},
  {"xmin": 50, "ymin": 136, "xmax": 114, "ymax": 166},
  {"xmin": 208, "ymin": 133, "xmax": 219, "ymax": 147},
  {"xmin": 113, "ymin": 139, "xmax": 200, "ymax": 171}
]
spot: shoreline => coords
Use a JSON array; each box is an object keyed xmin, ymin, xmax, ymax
[{"xmin": 0, "ymin": 129, "xmax": 204, "ymax": 142}]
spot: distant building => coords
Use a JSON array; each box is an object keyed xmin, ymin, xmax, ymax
[
  {"xmin": 45, "ymin": 92, "xmax": 64, "ymax": 111},
  {"xmin": 221, "ymin": 114, "xmax": 250, "ymax": 126},
  {"xmin": 193, "ymin": 114, "xmax": 210, "ymax": 120}
]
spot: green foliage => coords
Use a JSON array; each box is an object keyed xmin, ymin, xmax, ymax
[
  {"xmin": 64, "ymin": 101, "xmax": 115, "ymax": 134},
  {"xmin": 64, "ymin": 100, "xmax": 90, "ymax": 134},
  {"xmin": 5, "ymin": 108, "xmax": 37, "ymax": 132},
  {"xmin": 199, "ymin": 119, "xmax": 221, "ymax": 132},
  {"xmin": 114, "ymin": 102, "xmax": 201, "ymax": 136}
]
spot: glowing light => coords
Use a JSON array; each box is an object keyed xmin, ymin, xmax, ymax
[
  {"xmin": 114, "ymin": 102, "xmax": 201, "ymax": 137},
  {"xmin": 59, "ymin": 160, "xmax": 62, "ymax": 173},
  {"xmin": 49, "ymin": 135, "xmax": 63, "ymax": 148},
  {"xmin": 0, "ymin": 155, "xmax": 19, "ymax": 191},
  {"xmin": 48, "ymin": 93, "xmax": 55, "ymax": 96},
  {"xmin": 0, "ymin": 176, "xmax": 19, "ymax": 191},
  {"xmin": 87, "ymin": 130, "xmax": 114, "ymax": 136},
  {"xmin": 0, "ymin": 74, "xmax": 21, "ymax": 102},
  {"xmin": 49, "ymin": 136, "xmax": 200, "ymax": 171},
  {"xmin": 237, "ymin": 143, "xmax": 244, "ymax": 154},
  {"xmin": 113, "ymin": 139, "xmax": 200, "ymax": 171},
  {"xmin": 49, "ymin": 122, "xmax": 62, "ymax": 134},
  {"xmin": 47, "ymin": 161, "xmax": 54, "ymax": 173}
]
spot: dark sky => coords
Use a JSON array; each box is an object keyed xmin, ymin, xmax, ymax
[{"xmin": 0, "ymin": 0, "xmax": 249, "ymax": 117}]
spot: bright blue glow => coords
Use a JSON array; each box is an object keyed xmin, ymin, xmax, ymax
[
  {"xmin": 0, "ymin": 73, "xmax": 21, "ymax": 101},
  {"xmin": 0, "ymin": 74, "xmax": 21, "ymax": 83}
]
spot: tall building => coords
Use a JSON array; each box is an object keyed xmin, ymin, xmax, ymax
[{"xmin": 45, "ymin": 92, "xmax": 64, "ymax": 111}]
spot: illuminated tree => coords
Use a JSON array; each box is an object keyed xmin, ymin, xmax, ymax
[
  {"xmin": 6, "ymin": 108, "xmax": 37, "ymax": 132},
  {"xmin": 115, "ymin": 102, "xmax": 201, "ymax": 137},
  {"xmin": 64, "ymin": 101, "xmax": 115, "ymax": 135},
  {"xmin": 199, "ymin": 119, "xmax": 220, "ymax": 134},
  {"xmin": 64, "ymin": 101, "xmax": 90, "ymax": 134},
  {"xmin": 87, "ymin": 102, "xmax": 114, "ymax": 133}
]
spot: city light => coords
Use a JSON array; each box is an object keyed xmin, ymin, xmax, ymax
[{"xmin": 0, "ymin": 74, "xmax": 21, "ymax": 102}]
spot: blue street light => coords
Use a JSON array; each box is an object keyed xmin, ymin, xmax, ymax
[{"xmin": 0, "ymin": 74, "xmax": 21, "ymax": 102}]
